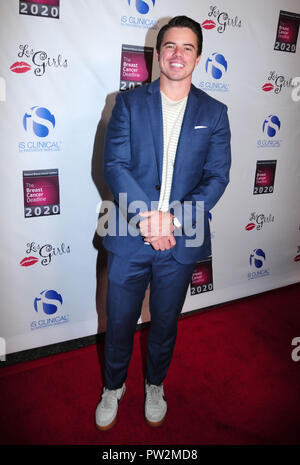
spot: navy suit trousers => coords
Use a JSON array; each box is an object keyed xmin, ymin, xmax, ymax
[{"xmin": 104, "ymin": 244, "xmax": 195, "ymax": 389}]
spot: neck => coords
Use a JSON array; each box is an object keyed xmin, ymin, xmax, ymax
[{"xmin": 159, "ymin": 75, "xmax": 191, "ymax": 101}]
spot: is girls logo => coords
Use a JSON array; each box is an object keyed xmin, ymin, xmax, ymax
[
  {"xmin": 245, "ymin": 212, "xmax": 275, "ymax": 232},
  {"xmin": 262, "ymin": 71, "xmax": 293, "ymax": 94},
  {"xmin": 202, "ymin": 5, "xmax": 242, "ymax": 33},
  {"xmin": 10, "ymin": 44, "xmax": 68, "ymax": 77},
  {"xmin": 20, "ymin": 242, "xmax": 71, "ymax": 267}
]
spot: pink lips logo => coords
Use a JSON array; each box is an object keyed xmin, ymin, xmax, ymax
[
  {"xmin": 20, "ymin": 257, "xmax": 39, "ymax": 267},
  {"xmin": 245, "ymin": 223, "xmax": 256, "ymax": 231},
  {"xmin": 294, "ymin": 255, "xmax": 300, "ymax": 262},
  {"xmin": 202, "ymin": 19, "xmax": 216, "ymax": 30},
  {"xmin": 10, "ymin": 61, "xmax": 31, "ymax": 74},
  {"xmin": 262, "ymin": 83, "xmax": 274, "ymax": 92}
]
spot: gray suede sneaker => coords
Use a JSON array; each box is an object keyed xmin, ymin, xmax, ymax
[
  {"xmin": 145, "ymin": 380, "xmax": 167, "ymax": 427},
  {"xmin": 95, "ymin": 384, "xmax": 126, "ymax": 431}
]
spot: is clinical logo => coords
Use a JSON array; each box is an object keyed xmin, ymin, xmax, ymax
[
  {"xmin": 245, "ymin": 212, "xmax": 275, "ymax": 232},
  {"xmin": 23, "ymin": 106, "xmax": 55, "ymax": 137},
  {"xmin": 257, "ymin": 115, "xmax": 281, "ymax": 148},
  {"xmin": 10, "ymin": 44, "xmax": 68, "ymax": 77},
  {"xmin": 200, "ymin": 52, "xmax": 229, "ymax": 92},
  {"xmin": 205, "ymin": 53, "xmax": 227, "ymax": 79},
  {"xmin": 263, "ymin": 115, "xmax": 281, "ymax": 137},
  {"xmin": 34, "ymin": 289, "xmax": 62, "ymax": 315},
  {"xmin": 121, "ymin": 0, "xmax": 158, "ymax": 29},
  {"xmin": 250, "ymin": 248, "xmax": 266, "ymax": 268},
  {"xmin": 19, "ymin": 106, "xmax": 62, "ymax": 153},
  {"xmin": 248, "ymin": 248, "xmax": 270, "ymax": 280},
  {"xmin": 262, "ymin": 71, "xmax": 293, "ymax": 94},
  {"xmin": 202, "ymin": 5, "xmax": 242, "ymax": 33},
  {"xmin": 31, "ymin": 289, "xmax": 69, "ymax": 330},
  {"xmin": 127, "ymin": 0, "xmax": 155, "ymax": 14},
  {"xmin": 20, "ymin": 241, "xmax": 71, "ymax": 267}
]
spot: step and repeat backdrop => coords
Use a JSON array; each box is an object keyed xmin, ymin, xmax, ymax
[{"xmin": 0, "ymin": 0, "xmax": 300, "ymax": 357}]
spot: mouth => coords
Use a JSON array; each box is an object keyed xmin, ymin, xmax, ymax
[{"xmin": 170, "ymin": 62, "xmax": 184, "ymax": 69}]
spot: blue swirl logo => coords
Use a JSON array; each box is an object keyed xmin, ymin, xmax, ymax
[
  {"xmin": 34, "ymin": 289, "xmax": 63, "ymax": 315},
  {"xmin": 262, "ymin": 115, "xmax": 281, "ymax": 137},
  {"xmin": 127, "ymin": 0, "xmax": 155, "ymax": 14},
  {"xmin": 23, "ymin": 106, "xmax": 55, "ymax": 138},
  {"xmin": 249, "ymin": 249, "xmax": 266, "ymax": 269},
  {"xmin": 205, "ymin": 53, "xmax": 228, "ymax": 79}
]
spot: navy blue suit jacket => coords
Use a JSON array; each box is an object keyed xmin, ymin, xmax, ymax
[{"xmin": 102, "ymin": 78, "xmax": 231, "ymax": 264}]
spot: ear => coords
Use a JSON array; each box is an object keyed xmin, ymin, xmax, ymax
[
  {"xmin": 155, "ymin": 49, "xmax": 160, "ymax": 61},
  {"xmin": 196, "ymin": 54, "xmax": 201, "ymax": 66}
]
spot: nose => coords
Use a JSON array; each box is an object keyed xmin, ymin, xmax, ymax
[{"xmin": 173, "ymin": 45, "xmax": 183, "ymax": 56}]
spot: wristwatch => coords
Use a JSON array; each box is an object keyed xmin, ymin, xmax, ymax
[{"xmin": 172, "ymin": 216, "xmax": 182, "ymax": 229}]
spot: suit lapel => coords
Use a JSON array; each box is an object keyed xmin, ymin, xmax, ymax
[
  {"xmin": 146, "ymin": 79, "xmax": 163, "ymax": 184},
  {"xmin": 170, "ymin": 85, "xmax": 201, "ymax": 202}
]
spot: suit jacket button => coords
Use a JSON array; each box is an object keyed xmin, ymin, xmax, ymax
[{"xmin": 155, "ymin": 184, "xmax": 161, "ymax": 190}]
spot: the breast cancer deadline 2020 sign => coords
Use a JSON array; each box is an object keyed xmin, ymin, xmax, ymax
[
  {"xmin": 0, "ymin": 0, "xmax": 299, "ymax": 356},
  {"xmin": 120, "ymin": 44, "xmax": 153, "ymax": 91},
  {"xmin": 23, "ymin": 169, "xmax": 60, "ymax": 218},
  {"xmin": 19, "ymin": 0, "xmax": 60, "ymax": 20},
  {"xmin": 274, "ymin": 10, "xmax": 300, "ymax": 53}
]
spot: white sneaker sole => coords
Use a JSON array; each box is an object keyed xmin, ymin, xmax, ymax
[
  {"xmin": 96, "ymin": 414, "xmax": 118, "ymax": 431},
  {"xmin": 145, "ymin": 414, "xmax": 166, "ymax": 427}
]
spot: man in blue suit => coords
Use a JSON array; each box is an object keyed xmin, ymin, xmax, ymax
[{"xmin": 95, "ymin": 16, "xmax": 231, "ymax": 430}]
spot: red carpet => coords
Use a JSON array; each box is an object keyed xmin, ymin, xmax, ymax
[{"xmin": 0, "ymin": 283, "xmax": 300, "ymax": 445}]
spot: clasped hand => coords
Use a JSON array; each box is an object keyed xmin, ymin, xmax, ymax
[{"xmin": 139, "ymin": 210, "xmax": 176, "ymax": 251}]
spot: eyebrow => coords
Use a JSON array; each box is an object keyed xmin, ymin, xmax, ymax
[{"xmin": 163, "ymin": 41, "xmax": 196, "ymax": 49}]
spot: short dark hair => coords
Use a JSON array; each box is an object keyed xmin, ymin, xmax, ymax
[{"xmin": 156, "ymin": 16, "xmax": 203, "ymax": 57}]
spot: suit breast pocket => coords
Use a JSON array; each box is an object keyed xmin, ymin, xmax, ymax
[
  {"xmin": 190, "ymin": 129, "xmax": 210, "ymax": 151},
  {"xmin": 192, "ymin": 127, "xmax": 210, "ymax": 136}
]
